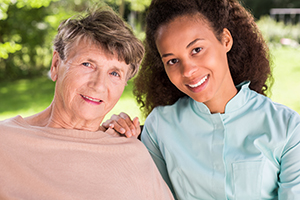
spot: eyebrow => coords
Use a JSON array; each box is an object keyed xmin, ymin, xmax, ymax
[
  {"xmin": 161, "ymin": 53, "xmax": 174, "ymax": 58},
  {"xmin": 87, "ymin": 58, "xmax": 97, "ymax": 63},
  {"xmin": 111, "ymin": 66, "xmax": 125, "ymax": 74},
  {"xmin": 87, "ymin": 58, "xmax": 125, "ymax": 72},
  {"xmin": 161, "ymin": 38, "xmax": 204, "ymax": 58},
  {"xmin": 186, "ymin": 38, "xmax": 204, "ymax": 49}
]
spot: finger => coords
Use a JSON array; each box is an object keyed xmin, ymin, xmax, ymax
[
  {"xmin": 121, "ymin": 113, "xmax": 140, "ymax": 136},
  {"xmin": 119, "ymin": 112, "xmax": 134, "ymax": 127},
  {"xmin": 118, "ymin": 113, "xmax": 136, "ymax": 137},
  {"xmin": 106, "ymin": 115, "xmax": 128, "ymax": 134},
  {"xmin": 102, "ymin": 119, "xmax": 118, "ymax": 131},
  {"xmin": 105, "ymin": 113, "xmax": 135, "ymax": 138},
  {"xmin": 109, "ymin": 121, "xmax": 126, "ymax": 135},
  {"xmin": 110, "ymin": 114, "xmax": 130, "ymax": 130},
  {"xmin": 102, "ymin": 119, "xmax": 113, "ymax": 129},
  {"xmin": 131, "ymin": 117, "xmax": 141, "ymax": 138}
]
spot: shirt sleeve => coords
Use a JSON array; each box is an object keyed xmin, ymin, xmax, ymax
[
  {"xmin": 141, "ymin": 111, "xmax": 177, "ymax": 199},
  {"xmin": 278, "ymin": 112, "xmax": 300, "ymax": 199}
]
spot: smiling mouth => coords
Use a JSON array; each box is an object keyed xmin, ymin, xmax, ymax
[
  {"xmin": 80, "ymin": 94, "xmax": 103, "ymax": 103},
  {"xmin": 188, "ymin": 75, "xmax": 208, "ymax": 88}
]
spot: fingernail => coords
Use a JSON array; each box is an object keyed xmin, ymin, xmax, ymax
[{"xmin": 120, "ymin": 128, "xmax": 125, "ymax": 133}]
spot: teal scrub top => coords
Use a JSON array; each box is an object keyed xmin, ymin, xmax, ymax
[{"xmin": 141, "ymin": 82, "xmax": 300, "ymax": 200}]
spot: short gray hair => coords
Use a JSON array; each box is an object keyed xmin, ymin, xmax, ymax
[{"xmin": 53, "ymin": 6, "xmax": 144, "ymax": 80}]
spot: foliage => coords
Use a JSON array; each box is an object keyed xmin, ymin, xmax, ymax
[
  {"xmin": 0, "ymin": 0, "xmax": 72, "ymax": 80},
  {"xmin": 1, "ymin": 5, "xmax": 52, "ymax": 80},
  {"xmin": 0, "ymin": 0, "xmax": 149, "ymax": 81},
  {"xmin": 241, "ymin": 0, "xmax": 300, "ymax": 19},
  {"xmin": 105, "ymin": 0, "xmax": 150, "ymax": 12},
  {"xmin": 257, "ymin": 16, "xmax": 300, "ymax": 46},
  {"xmin": 1, "ymin": 0, "xmax": 298, "ymax": 81},
  {"xmin": 0, "ymin": 0, "xmax": 56, "ymax": 21},
  {"xmin": 0, "ymin": 41, "xmax": 22, "ymax": 59}
]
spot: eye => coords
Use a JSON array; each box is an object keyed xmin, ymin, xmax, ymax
[
  {"xmin": 82, "ymin": 62, "xmax": 91, "ymax": 67},
  {"xmin": 192, "ymin": 47, "xmax": 202, "ymax": 55},
  {"xmin": 110, "ymin": 71, "xmax": 120, "ymax": 77},
  {"xmin": 167, "ymin": 58, "xmax": 179, "ymax": 65}
]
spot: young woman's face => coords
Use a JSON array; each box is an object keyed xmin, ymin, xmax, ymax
[{"xmin": 155, "ymin": 15, "xmax": 237, "ymax": 113}]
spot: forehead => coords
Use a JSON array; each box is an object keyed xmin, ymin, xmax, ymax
[
  {"xmin": 65, "ymin": 38, "xmax": 124, "ymax": 66},
  {"xmin": 67, "ymin": 40, "xmax": 101, "ymax": 58},
  {"xmin": 65, "ymin": 37, "xmax": 104, "ymax": 59},
  {"xmin": 158, "ymin": 14, "xmax": 212, "ymax": 37},
  {"xmin": 155, "ymin": 15, "xmax": 216, "ymax": 50}
]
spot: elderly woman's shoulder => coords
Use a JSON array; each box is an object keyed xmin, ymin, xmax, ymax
[
  {"xmin": 0, "ymin": 115, "xmax": 24, "ymax": 127},
  {"xmin": 104, "ymin": 128, "xmax": 148, "ymax": 147}
]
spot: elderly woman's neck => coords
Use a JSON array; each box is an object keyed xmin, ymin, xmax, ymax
[
  {"xmin": 24, "ymin": 104, "xmax": 104, "ymax": 132},
  {"xmin": 24, "ymin": 106, "xmax": 52, "ymax": 127}
]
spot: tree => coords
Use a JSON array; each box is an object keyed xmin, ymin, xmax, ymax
[
  {"xmin": 0, "ymin": 0, "xmax": 151, "ymax": 81},
  {"xmin": 0, "ymin": 0, "xmax": 59, "ymax": 80},
  {"xmin": 241, "ymin": 0, "xmax": 300, "ymax": 19},
  {"xmin": 0, "ymin": 0, "xmax": 97, "ymax": 80}
]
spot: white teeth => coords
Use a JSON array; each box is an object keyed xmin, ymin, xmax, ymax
[
  {"xmin": 188, "ymin": 76, "xmax": 208, "ymax": 88},
  {"xmin": 82, "ymin": 95, "xmax": 101, "ymax": 102}
]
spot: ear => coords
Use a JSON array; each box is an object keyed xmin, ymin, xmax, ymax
[
  {"xmin": 50, "ymin": 51, "xmax": 61, "ymax": 82},
  {"xmin": 222, "ymin": 28, "xmax": 233, "ymax": 53}
]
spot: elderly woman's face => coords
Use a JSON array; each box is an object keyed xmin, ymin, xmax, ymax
[{"xmin": 51, "ymin": 40, "xmax": 130, "ymax": 123}]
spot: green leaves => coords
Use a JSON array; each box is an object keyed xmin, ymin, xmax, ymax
[
  {"xmin": 128, "ymin": 0, "xmax": 151, "ymax": 12},
  {"xmin": 0, "ymin": 0, "xmax": 10, "ymax": 20},
  {"xmin": 0, "ymin": 0, "xmax": 60, "ymax": 20},
  {"xmin": 0, "ymin": 41, "xmax": 22, "ymax": 59},
  {"xmin": 0, "ymin": 0, "xmax": 150, "ymax": 80}
]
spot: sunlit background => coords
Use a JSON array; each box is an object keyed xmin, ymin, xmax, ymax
[{"xmin": 0, "ymin": 0, "xmax": 300, "ymax": 123}]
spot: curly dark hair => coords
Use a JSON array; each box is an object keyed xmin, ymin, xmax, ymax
[{"xmin": 134, "ymin": 0, "xmax": 272, "ymax": 116}]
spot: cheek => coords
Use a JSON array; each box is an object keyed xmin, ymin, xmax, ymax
[
  {"xmin": 116, "ymin": 86, "xmax": 125, "ymax": 98},
  {"xmin": 200, "ymin": 49, "xmax": 218, "ymax": 66},
  {"xmin": 63, "ymin": 76, "xmax": 79, "ymax": 93},
  {"xmin": 60, "ymin": 74, "xmax": 85, "ymax": 102},
  {"xmin": 213, "ymin": 45, "xmax": 229, "ymax": 66},
  {"xmin": 109, "ymin": 83, "xmax": 125, "ymax": 101},
  {"xmin": 165, "ymin": 69, "xmax": 183, "ymax": 89}
]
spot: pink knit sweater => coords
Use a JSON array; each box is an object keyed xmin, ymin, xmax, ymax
[{"xmin": 0, "ymin": 116, "xmax": 174, "ymax": 200}]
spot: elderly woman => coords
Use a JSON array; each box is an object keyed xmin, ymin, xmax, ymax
[{"xmin": 0, "ymin": 7, "xmax": 174, "ymax": 200}]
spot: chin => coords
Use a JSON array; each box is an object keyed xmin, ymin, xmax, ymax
[
  {"xmin": 190, "ymin": 94, "xmax": 211, "ymax": 104},
  {"xmin": 79, "ymin": 112, "xmax": 104, "ymax": 122}
]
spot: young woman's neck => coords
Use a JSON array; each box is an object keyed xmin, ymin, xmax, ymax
[{"xmin": 204, "ymin": 81, "xmax": 238, "ymax": 114}]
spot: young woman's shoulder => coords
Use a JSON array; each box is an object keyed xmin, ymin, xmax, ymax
[
  {"xmin": 247, "ymin": 88, "xmax": 300, "ymax": 126},
  {"xmin": 151, "ymin": 96, "xmax": 191, "ymax": 116}
]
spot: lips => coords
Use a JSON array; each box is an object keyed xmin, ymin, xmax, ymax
[
  {"xmin": 80, "ymin": 94, "xmax": 103, "ymax": 104},
  {"xmin": 188, "ymin": 75, "xmax": 208, "ymax": 88},
  {"xmin": 186, "ymin": 75, "xmax": 209, "ymax": 93}
]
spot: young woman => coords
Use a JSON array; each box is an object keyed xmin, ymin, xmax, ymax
[{"xmin": 103, "ymin": 0, "xmax": 300, "ymax": 199}]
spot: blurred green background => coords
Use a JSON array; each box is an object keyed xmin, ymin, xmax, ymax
[{"xmin": 0, "ymin": 0, "xmax": 300, "ymax": 123}]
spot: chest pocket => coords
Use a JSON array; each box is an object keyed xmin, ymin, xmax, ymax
[{"xmin": 232, "ymin": 160, "xmax": 265, "ymax": 200}]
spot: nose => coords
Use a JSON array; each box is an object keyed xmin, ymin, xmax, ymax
[
  {"xmin": 88, "ymin": 70, "xmax": 107, "ymax": 92},
  {"xmin": 181, "ymin": 59, "xmax": 198, "ymax": 77}
]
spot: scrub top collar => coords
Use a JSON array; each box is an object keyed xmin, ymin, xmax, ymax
[{"xmin": 192, "ymin": 81, "xmax": 251, "ymax": 115}]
